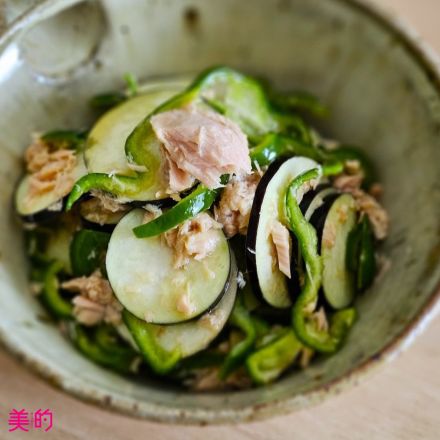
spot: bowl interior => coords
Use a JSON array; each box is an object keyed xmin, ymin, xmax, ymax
[{"xmin": 0, "ymin": 0, "xmax": 439, "ymax": 423}]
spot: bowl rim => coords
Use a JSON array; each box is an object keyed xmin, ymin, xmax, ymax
[{"xmin": 1, "ymin": 0, "xmax": 440, "ymax": 425}]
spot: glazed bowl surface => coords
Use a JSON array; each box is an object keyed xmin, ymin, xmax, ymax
[{"xmin": 0, "ymin": 0, "xmax": 439, "ymax": 424}]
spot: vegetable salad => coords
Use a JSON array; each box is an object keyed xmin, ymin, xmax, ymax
[{"xmin": 16, "ymin": 67, "xmax": 388, "ymax": 389}]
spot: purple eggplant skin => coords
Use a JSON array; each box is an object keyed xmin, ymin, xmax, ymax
[
  {"xmin": 298, "ymin": 183, "xmax": 332, "ymax": 214},
  {"xmin": 18, "ymin": 198, "xmax": 66, "ymax": 224}
]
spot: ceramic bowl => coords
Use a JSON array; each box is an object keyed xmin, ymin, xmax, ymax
[{"xmin": 0, "ymin": 0, "xmax": 439, "ymax": 424}]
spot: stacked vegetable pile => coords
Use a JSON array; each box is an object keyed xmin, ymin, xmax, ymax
[{"xmin": 15, "ymin": 67, "xmax": 387, "ymax": 389}]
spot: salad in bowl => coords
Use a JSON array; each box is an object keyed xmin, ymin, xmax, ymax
[{"xmin": 15, "ymin": 67, "xmax": 388, "ymax": 389}]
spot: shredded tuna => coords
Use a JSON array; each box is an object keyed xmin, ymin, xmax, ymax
[
  {"xmin": 333, "ymin": 173, "xmax": 389, "ymax": 240},
  {"xmin": 151, "ymin": 106, "xmax": 251, "ymax": 189},
  {"xmin": 369, "ymin": 183, "xmax": 384, "ymax": 199},
  {"xmin": 176, "ymin": 285, "xmax": 196, "ymax": 317},
  {"xmin": 270, "ymin": 220, "xmax": 292, "ymax": 278},
  {"xmin": 142, "ymin": 204, "xmax": 163, "ymax": 223},
  {"xmin": 61, "ymin": 270, "xmax": 122, "ymax": 326},
  {"xmin": 337, "ymin": 204, "xmax": 349, "ymax": 223},
  {"xmin": 214, "ymin": 172, "xmax": 261, "ymax": 237},
  {"xmin": 25, "ymin": 136, "xmax": 49, "ymax": 172},
  {"xmin": 355, "ymin": 191, "xmax": 389, "ymax": 240},
  {"xmin": 185, "ymin": 367, "xmax": 252, "ymax": 391},
  {"xmin": 333, "ymin": 173, "xmax": 364, "ymax": 193},
  {"xmin": 199, "ymin": 308, "xmax": 225, "ymax": 331},
  {"xmin": 25, "ymin": 138, "xmax": 76, "ymax": 199},
  {"xmin": 344, "ymin": 159, "xmax": 361, "ymax": 175},
  {"xmin": 320, "ymin": 137, "xmax": 340, "ymax": 151},
  {"xmin": 162, "ymin": 212, "xmax": 222, "ymax": 269},
  {"xmin": 89, "ymin": 190, "xmax": 126, "ymax": 213},
  {"xmin": 80, "ymin": 191, "xmax": 129, "ymax": 226},
  {"xmin": 163, "ymin": 148, "xmax": 195, "ymax": 193}
]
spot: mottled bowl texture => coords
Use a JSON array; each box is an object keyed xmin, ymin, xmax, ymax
[{"xmin": 0, "ymin": 0, "xmax": 439, "ymax": 424}]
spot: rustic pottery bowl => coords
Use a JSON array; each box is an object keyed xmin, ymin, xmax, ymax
[{"xmin": 0, "ymin": 0, "xmax": 439, "ymax": 424}]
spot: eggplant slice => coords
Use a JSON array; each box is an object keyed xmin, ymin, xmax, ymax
[
  {"xmin": 119, "ymin": 255, "xmax": 237, "ymax": 358},
  {"xmin": 246, "ymin": 156, "xmax": 320, "ymax": 308},
  {"xmin": 315, "ymin": 193, "xmax": 358, "ymax": 309},
  {"xmin": 106, "ymin": 209, "xmax": 232, "ymax": 325},
  {"xmin": 15, "ymin": 153, "xmax": 87, "ymax": 221}
]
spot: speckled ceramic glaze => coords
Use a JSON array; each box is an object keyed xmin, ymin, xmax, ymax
[{"xmin": 0, "ymin": 0, "xmax": 439, "ymax": 424}]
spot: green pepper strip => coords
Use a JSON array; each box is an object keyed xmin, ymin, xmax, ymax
[
  {"xmin": 273, "ymin": 112, "xmax": 313, "ymax": 144},
  {"xmin": 40, "ymin": 260, "xmax": 73, "ymax": 320},
  {"xmin": 94, "ymin": 325, "xmax": 138, "ymax": 358},
  {"xmin": 122, "ymin": 309, "xmax": 181, "ymax": 375},
  {"xmin": 248, "ymin": 133, "xmax": 343, "ymax": 176},
  {"xmin": 41, "ymin": 130, "xmax": 86, "ymax": 150},
  {"xmin": 70, "ymin": 229, "xmax": 111, "ymax": 276},
  {"xmin": 322, "ymin": 160, "xmax": 345, "ymax": 177},
  {"xmin": 71, "ymin": 324, "xmax": 138, "ymax": 374},
  {"xmin": 133, "ymin": 175, "xmax": 228, "ymax": 238},
  {"xmin": 246, "ymin": 329, "xmax": 302, "ymax": 385},
  {"xmin": 286, "ymin": 168, "xmax": 356, "ymax": 353},
  {"xmin": 249, "ymin": 133, "xmax": 323, "ymax": 168},
  {"xmin": 66, "ymin": 174, "xmax": 142, "ymax": 211},
  {"xmin": 178, "ymin": 351, "xmax": 225, "ymax": 371},
  {"xmin": 219, "ymin": 299, "xmax": 257, "ymax": 379}
]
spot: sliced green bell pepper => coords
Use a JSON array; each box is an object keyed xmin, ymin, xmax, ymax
[
  {"xmin": 246, "ymin": 329, "xmax": 302, "ymax": 385},
  {"xmin": 133, "ymin": 175, "xmax": 228, "ymax": 238},
  {"xmin": 178, "ymin": 351, "xmax": 225, "ymax": 371},
  {"xmin": 285, "ymin": 168, "xmax": 356, "ymax": 353},
  {"xmin": 41, "ymin": 130, "xmax": 87, "ymax": 150},
  {"xmin": 66, "ymin": 173, "xmax": 144, "ymax": 210},
  {"xmin": 123, "ymin": 309, "xmax": 181, "ymax": 375},
  {"xmin": 273, "ymin": 112, "xmax": 313, "ymax": 144},
  {"xmin": 322, "ymin": 159, "xmax": 345, "ymax": 177},
  {"xmin": 249, "ymin": 133, "xmax": 322, "ymax": 168},
  {"xmin": 191, "ymin": 66, "xmax": 279, "ymax": 139},
  {"xmin": 40, "ymin": 260, "xmax": 73, "ymax": 320},
  {"xmin": 70, "ymin": 324, "xmax": 139, "ymax": 374},
  {"xmin": 347, "ymin": 216, "xmax": 376, "ymax": 291},
  {"xmin": 25, "ymin": 228, "xmax": 52, "ymax": 267},
  {"xmin": 94, "ymin": 324, "xmax": 137, "ymax": 358},
  {"xmin": 70, "ymin": 229, "xmax": 111, "ymax": 276},
  {"xmin": 219, "ymin": 298, "xmax": 257, "ymax": 379}
]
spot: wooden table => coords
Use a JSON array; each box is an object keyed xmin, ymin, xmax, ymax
[{"xmin": 1, "ymin": 1, "xmax": 439, "ymax": 438}]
